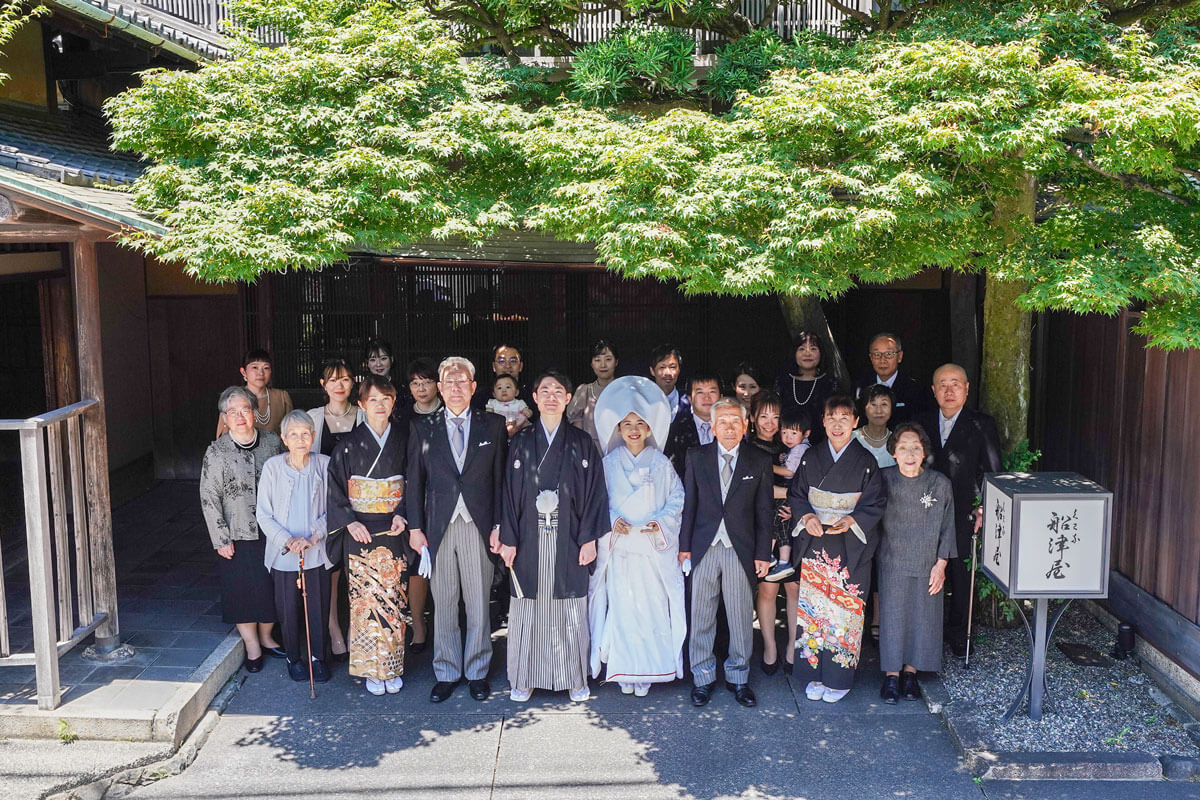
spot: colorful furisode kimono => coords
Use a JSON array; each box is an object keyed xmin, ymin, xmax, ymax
[
  {"xmin": 328, "ymin": 422, "xmax": 410, "ymax": 682},
  {"xmin": 786, "ymin": 438, "xmax": 886, "ymax": 690}
]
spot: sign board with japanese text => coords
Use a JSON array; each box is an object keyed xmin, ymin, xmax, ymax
[{"xmin": 981, "ymin": 472, "xmax": 1112, "ymax": 598}]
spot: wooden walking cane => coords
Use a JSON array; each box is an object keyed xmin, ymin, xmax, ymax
[
  {"xmin": 298, "ymin": 552, "xmax": 317, "ymax": 699},
  {"xmin": 964, "ymin": 529, "xmax": 979, "ymax": 669}
]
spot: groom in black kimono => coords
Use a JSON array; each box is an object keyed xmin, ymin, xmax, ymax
[
  {"xmin": 407, "ymin": 357, "xmax": 508, "ymax": 703},
  {"xmin": 679, "ymin": 397, "xmax": 773, "ymax": 708}
]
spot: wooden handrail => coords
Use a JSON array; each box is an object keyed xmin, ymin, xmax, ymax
[{"xmin": 0, "ymin": 398, "xmax": 99, "ymax": 431}]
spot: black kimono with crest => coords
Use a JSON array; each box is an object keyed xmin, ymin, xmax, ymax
[{"xmin": 500, "ymin": 421, "xmax": 609, "ymax": 600}]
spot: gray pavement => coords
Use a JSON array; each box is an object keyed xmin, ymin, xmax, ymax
[
  {"xmin": 6, "ymin": 482, "xmax": 1200, "ymax": 799},
  {"xmin": 124, "ymin": 637, "xmax": 1200, "ymax": 800}
]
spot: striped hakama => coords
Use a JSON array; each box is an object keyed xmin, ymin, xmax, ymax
[{"xmin": 507, "ymin": 513, "xmax": 589, "ymax": 692}]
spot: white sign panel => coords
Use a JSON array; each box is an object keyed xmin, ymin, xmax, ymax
[
  {"xmin": 982, "ymin": 485, "xmax": 1013, "ymax": 589},
  {"xmin": 1014, "ymin": 498, "xmax": 1108, "ymax": 596},
  {"xmin": 979, "ymin": 472, "xmax": 1112, "ymax": 599}
]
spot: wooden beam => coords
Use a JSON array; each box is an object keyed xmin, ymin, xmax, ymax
[
  {"xmin": 71, "ymin": 239, "xmax": 120, "ymax": 650},
  {"xmin": 0, "ymin": 224, "xmax": 110, "ymax": 243}
]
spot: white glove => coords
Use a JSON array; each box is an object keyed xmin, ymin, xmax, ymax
[
  {"xmin": 681, "ymin": 558, "xmax": 692, "ymax": 576},
  {"xmin": 418, "ymin": 546, "xmax": 432, "ymax": 579}
]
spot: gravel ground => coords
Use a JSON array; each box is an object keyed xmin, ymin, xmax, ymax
[{"xmin": 941, "ymin": 601, "xmax": 1200, "ymax": 755}]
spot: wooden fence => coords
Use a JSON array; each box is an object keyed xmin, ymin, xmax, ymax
[
  {"xmin": 1036, "ymin": 309, "xmax": 1200, "ymax": 677},
  {"xmin": 560, "ymin": 0, "xmax": 868, "ymax": 47},
  {"xmin": 0, "ymin": 399, "xmax": 108, "ymax": 710},
  {"xmin": 127, "ymin": 0, "xmax": 870, "ymax": 50}
]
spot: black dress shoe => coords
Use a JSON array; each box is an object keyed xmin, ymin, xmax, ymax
[
  {"xmin": 880, "ymin": 674, "xmax": 900, "ymax": 704},
  {"xmin": 784, "ymin": 657, "xmax": 795, "ymax": 676},
  {"xmin": 312, "ymin": 659, "xmax": 331, "ymax": 684},
  {"xmin": 409, "ymin": 640, "xmax": 427, "ymax": 655},
  {"xmin": 727, "ymin": 683, "xmax": 757, "ymax": 708},
  {"xmin": 430, "ymin": 680, "xmax": 461, "ymax": 703},
  {"xmin": 330, "ymin": 650, "xmax": 349, "ymax": 663},
  {"xmin": 949, "ymin": 639, "xmax": 968, "ymax": 659},
  {"xmin": 245, "ymin": 655, "xmax": 265, "ymax": 673},
  {"xmin": 287, "ymin": 660, "xmax": 308, "ymax": 682},
  {"xmin": 468, "ymin": 679, "xmax": 490, "ymax": 701},
  {"xmin": 901, "ymin": 671, "xmax": 922, "ymax": 701},
  {"xmin": 264, "ymin": 646, "xmax": 288, "ymax": 659},
  {"xmin": 760, "ymin": 656, "xmax": 780, "ymax": 676},
  {"xmin": 691, "ymin": 681, "xmax": 716, "ymax": 707}
]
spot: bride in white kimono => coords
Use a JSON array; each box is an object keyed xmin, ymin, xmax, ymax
[{"xmin": 589, "ymin": 376, "xmax": 687, "ymax": 696}]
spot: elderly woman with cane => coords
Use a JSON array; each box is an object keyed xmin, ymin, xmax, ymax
[{"xmin": 258, "ymin": 410, "xmax": 333, "ymax": 685}]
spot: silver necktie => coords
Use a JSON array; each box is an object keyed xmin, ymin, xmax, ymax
[
  {"xmin": 451, "ymin": 417, "xmax": 466, "ymax": 460},
  {"xmin": 721, "ymin": 453, "xmax": 733, "ymax": 491}
]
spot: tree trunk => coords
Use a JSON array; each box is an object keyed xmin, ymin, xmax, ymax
[
  {"xmin": 776, "ymin": 294, "xmax": 851, "ymax": 391},
  {"xmin": 981, "ymin": 171, "xmax": 1035, "ymax": 450},
  {"xmin": 948, "ymin": 272, "xmax": 980, "ymax": 409}
]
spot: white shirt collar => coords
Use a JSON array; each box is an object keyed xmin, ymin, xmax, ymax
[
  {"xmin": 446, "ymin": 406, "xmax": 470, "ymax": 422},
  {"xmin": 876, "ymin": 371, "xmax": 899, "ymax": 388},
  {"xmin": 665, "ymin": 387, "xmax": 680, "ymax": 415},
  {"xmin": 717, "ymin": 441, "xmax": 739, "ymax": 459}
]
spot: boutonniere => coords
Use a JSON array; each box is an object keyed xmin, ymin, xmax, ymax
[
  {"xmin": 513, "ymin": 459, "xmax": 522, "ymax": 469},
  {"xmin": 582, "ymin": 459, "xmax": 589, "ymax": 469},
  {"xmin": 920, "ymin": 491, "xmax": 937, "ymax": 510}
]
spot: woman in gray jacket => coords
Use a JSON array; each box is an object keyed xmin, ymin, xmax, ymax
[
  {"xmin": 200, "ymin": 386, "xmax": 286, "ymax": 672},
  {"xmin": 877, "ymin": 422, "xmax": 957, "ymax": 704},
  {"xmin": 258, "ymin": 410, "xmax": 333, "ymax": 683}
]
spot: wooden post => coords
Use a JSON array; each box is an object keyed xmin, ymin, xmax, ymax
[
  {"xmin": 71, "ymin": 239, "xmax": 120, "ymax": 650},
  {"xmin": 21, "ymin": 427, "xmax": 61, "ymax": 710}
]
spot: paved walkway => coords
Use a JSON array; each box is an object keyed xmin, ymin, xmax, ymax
[
  {"xmin": 4, "ymin": 482, "xmax": 1199, "ymax": 799},
  {"xmin": 128, "ymin": 637, "xmax": 1200, "ymax": 800}
]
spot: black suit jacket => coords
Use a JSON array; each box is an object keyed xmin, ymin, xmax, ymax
[
  {"xmin": 916, "ymin": 407, "xmax": 1003, "ymax": 549},
  {"xmin": 854, "ymin": 370, "xmax": 933, "ymax": 425},
  {"xmin": 680, "ymin": 441, "xmax": 774, "ymax": 587},
  {"xmin": 405, "ymin": 408, "xmax": 508, "ymax": 559},
  {"xmin": 664, "ymin": 415, "xmax": 702, "ymax": 478}
]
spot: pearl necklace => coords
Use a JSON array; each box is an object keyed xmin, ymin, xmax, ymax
[
  {"xmin": 790, "ymin": 373, "xmax": 823, "ymax": 407},
  {"xmin": 859, "ymin": 427, "xmax": 890, "ymax": 446},
  {"xmin": 253, "ymin": 390, "xmax": 271, "ymax": 426},
  {"xmin": 326, "ymin": 402, "xmax": 354, "ymax": 418}
]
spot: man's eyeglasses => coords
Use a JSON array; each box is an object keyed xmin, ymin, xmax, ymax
[{"xmin": 869, "ymin": 351, "xmax": 899, "ymax": 360}]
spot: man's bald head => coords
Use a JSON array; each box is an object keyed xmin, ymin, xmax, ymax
[{"xmin": 931, "ymin": 363, "xmax": 970, "ymax": 417}]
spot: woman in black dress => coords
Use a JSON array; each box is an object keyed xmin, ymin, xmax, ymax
[
  {"xmin": 746, "ymin": 391, "xmax": 800, "ymax": 674},
  {"xmin": 307, "ymin": 358, "xmax": 363, "ymax": 662},
  {"xmin": 774, "ymin": 332, "xmax": 837, "ymax": 444}
]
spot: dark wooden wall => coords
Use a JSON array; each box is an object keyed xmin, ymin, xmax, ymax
[
  {"xmin": 244, "ymin": 259, "xmax": 797, "ymax": 410},
  {"xmin": 147, "ymin": 295, "xmax": 244, "ymax": 479},
  {"xmin": 1037, "ymin": 309, "xmax": 1200, "ymax": 627}
]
